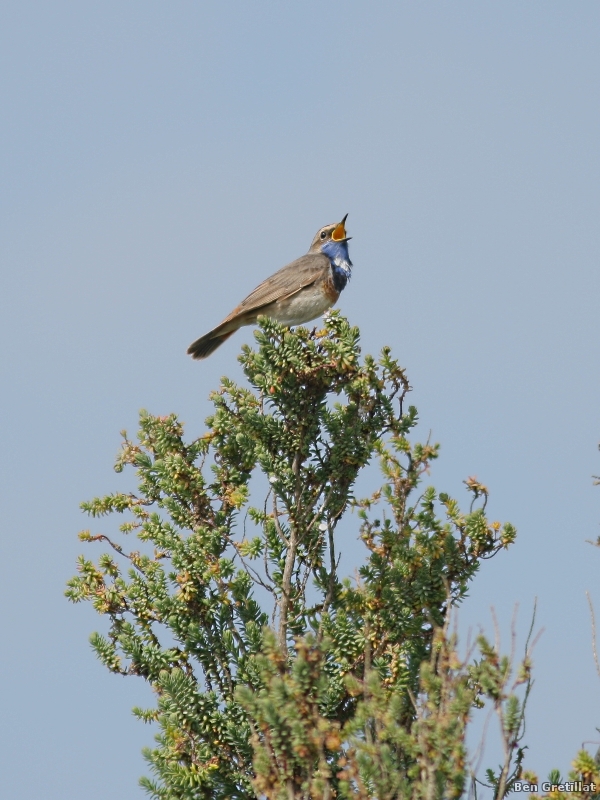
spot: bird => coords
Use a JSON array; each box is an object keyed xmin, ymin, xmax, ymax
[{"xmin": 187, "ymin": 214, "xmax": 352, "ymax": 359}]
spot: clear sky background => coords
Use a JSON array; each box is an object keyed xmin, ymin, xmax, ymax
[{"xmin": 1, "ymin": 2, "xmax": 599, "ymax": 797}]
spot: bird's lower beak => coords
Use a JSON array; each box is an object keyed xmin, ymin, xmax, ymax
[{"xmin": 331, "ymin": 213, "xmax": 349, "ymax": 242}]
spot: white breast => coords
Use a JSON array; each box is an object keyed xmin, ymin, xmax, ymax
[{"xmin": 271, "ymin": 284, "xmax": 334, "ymax": 326}]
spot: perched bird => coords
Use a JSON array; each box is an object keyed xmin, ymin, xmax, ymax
[{"xmin": 187, "ymin": 215, "xmax": 352, "ymax": 359}]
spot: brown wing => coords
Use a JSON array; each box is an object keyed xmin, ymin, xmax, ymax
[{"xmin": 222, "ymin": 252, "xmax": 330, "ymax": 322}]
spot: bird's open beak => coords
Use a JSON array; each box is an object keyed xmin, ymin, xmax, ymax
[{"xmin": 331, "ymin": 213, "xmax": 349, "ymax": 242}]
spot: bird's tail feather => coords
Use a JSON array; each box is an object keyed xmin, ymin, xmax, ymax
[{"xmin": 187, "ymin": 329, "xmax": 235, "ymax": 360}]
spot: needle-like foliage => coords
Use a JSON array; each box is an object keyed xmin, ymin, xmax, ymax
[{"xmin": 67, "ymin": 313, "xmax": 523, "ymax": 799}]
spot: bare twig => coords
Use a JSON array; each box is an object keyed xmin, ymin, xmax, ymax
[
  {"xmin": 272, "ymin": 492, "xmax": 290, "ymax": 547},
  {"xmin": 86, "ymin": 533, "xmax": 147, "ymax": 576},
  {"xmin": 587, "ymin": 592, "xmax": 600, "ymax": 680},
  {"xmin": 278, "ymin": 452, "xmax": 302, "ymax": 650}
]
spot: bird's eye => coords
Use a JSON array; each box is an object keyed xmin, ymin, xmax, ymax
[{"xmin": 320, "ymin": 231, "xmax": 327, "ymax": 239}]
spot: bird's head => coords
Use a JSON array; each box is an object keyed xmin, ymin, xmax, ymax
[{"xmin": 308, "ymin": 214, "xmax": 351, "ymax": 254}]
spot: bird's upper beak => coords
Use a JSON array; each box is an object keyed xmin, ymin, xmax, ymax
[{"xmin": 331, "ymin": 213, "xmax": 349, "ymax": 242}]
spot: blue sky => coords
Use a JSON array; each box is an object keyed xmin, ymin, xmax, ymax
[{"xmin": 1, "ymin": 2, "xmax": 600, "ymax": 796}]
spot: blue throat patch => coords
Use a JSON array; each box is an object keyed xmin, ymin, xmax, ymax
[{"xmin": 321, "ymin": 239, "xmax": 352, "ymax": 293}]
